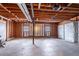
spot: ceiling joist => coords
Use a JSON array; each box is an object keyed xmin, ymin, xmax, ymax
[
  {"xmin": 0, "ymin": 3, "xmax": 19, "ymax": 20},
  {"xmin": 0, "ymin": 3, "xmax": 79, "ymax": 23},
  {"xmin": 0, "ymin": 15, "xmax": 10, "ymax": 20}
]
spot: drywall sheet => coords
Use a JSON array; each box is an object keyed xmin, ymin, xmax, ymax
[
  {"xmin": 0, "ymin": 21, "xmax": 6, "ymax": 41},
  {"xmin": 65, "ymin": 22, "xmax": 75, "ymax": 42},
  {"xmin": 58, "ymin": 25, "xmax": 64, "ymax": 39}
]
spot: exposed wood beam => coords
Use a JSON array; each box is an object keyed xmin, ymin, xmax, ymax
[
  {"xmin": 38, "ymin": 3, "xmax": 41, "ymax": 10},
  {"xmin": 0, "ymin": 9, "xmax": 21, "ymax": 12},
  {"xmin": 63, "ymin": 7, "xmax": 79, "ymax": 9},
  {"xmin": 60, "ymin": 3, "xmax": 72, "ymax": 12},
  {"xmin": 30, "ymin": 8, "xmax": 79, "ymax": 14},
  {"xmin": 34, "ymin": 11, "xmax": 78, "ymax": 15},
  {"xmin": 0, "ymin": 13, "xmax": 25, "ymax": 18},
  {"xmin": 6, "ymin": 9, "xmax": 21, "ymax": 11},
  {"xmin": 32, "ymin": 3, "xmax": 79, "ymax": 9},
  {"xmin": 0, "ymin": 15, "xmax": 10, "ymax": 20},
  {"xmin": 34, "ymin": 12, "xmax": 75, "ymax": 16},
  {"xmin": 11, "ymin": 11, "xmax": 22, "ymax": 13},
  {"xmin": 35, "ymin": 20, "xmax": 60, "ymax": 23},
  {"xmin": 35, "ymin": 15, "xmax": 74, "ymax": 19},
  {"xmin": 4, "ymin": 7, "xmax": 19, "ymax": 9},
  {"xmin": 28, "ymin": 6, "xmax": 79, "ymax": 10},
  {"xmin": 54, "ymin": 3, "xmax": 72, "ymax": 18},
  {"xmin": 1, "ymin": 3, "xmax": 18, "ymax": 8},
  {"xmin": 0, "ymin": 3, "xmax": 19, "ymax": 20},
  {"xmin": 67, "ymin": 3, "xmax": 72, "ymax": 6},
  {"xmin": 35, "ymin": 16, "xmax": 76, "ymax": 19},
  {"xmin": 34, "ymin": 9, "xmax": 79, "ymax": 14},
  {"xmin": 17, "ymin": 3, "xmax": 32, "ymax": 22}
]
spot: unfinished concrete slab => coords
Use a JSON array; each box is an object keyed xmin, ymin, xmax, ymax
[{"xmin": 0, "ymin": 38, "xmax": 79, "ymax": 56}]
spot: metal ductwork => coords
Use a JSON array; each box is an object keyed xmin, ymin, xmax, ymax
[
  {"xmin": 30, "ymin": 3, "xmax": 34, "ymax": 18},
  {"xmin": 17, "ymin": 3, "xmax": 32, "ymax": 22},
  {"xmin": 53, "ymin": 4, "xmax": 61, "ymax": 11}
]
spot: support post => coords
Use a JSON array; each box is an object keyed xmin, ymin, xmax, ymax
[
  {"xmin": 6, "ymin": 20, "xmax": 7, "ymax": 41},
  {"xmin": 74, "ymin": 18, "xmax": 78, "ymax": 43},
  {"xmin": 30, "ymin": 3, "xmax": 35, "ymax": 45},
  {"xmin": 32, "ymin": 18, "xmax": 35, "ymax": 45}
]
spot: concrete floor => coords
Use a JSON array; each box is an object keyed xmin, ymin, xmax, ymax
[{"xmin": 0, "ymin": 38, "xmax": 79, "ymax": 56}]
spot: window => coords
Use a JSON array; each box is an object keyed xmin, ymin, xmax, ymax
[
  {"xmin": 45, "ymin": 24, "xmax": 51, "ymax": 36},
  {"xmin": 24, "ymin": 26, "xmax": 29, "ymax": 32}
]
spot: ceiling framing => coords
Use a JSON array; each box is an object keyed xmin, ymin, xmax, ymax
[{"xmin": 0, "ymin": 3, "xmax": 79, "ymax": 22}]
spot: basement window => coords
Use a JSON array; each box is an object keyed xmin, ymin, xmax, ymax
[{"xmin": 45, "ymin": 24, "xmax": 51, "ymax": 36}]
